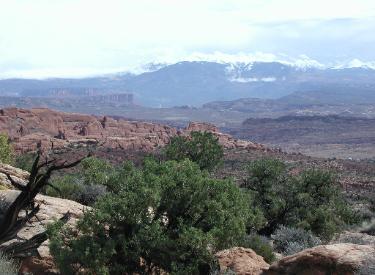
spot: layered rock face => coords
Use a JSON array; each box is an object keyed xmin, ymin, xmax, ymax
[{"xmin": 0, "ymin": 107, "xmax": 266, "ymax": 153}]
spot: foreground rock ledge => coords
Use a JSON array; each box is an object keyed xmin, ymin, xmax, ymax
[
  {"xmin": 215, "ymin": 247, "xmax": 270, "ymax": 275},
  {"xmin": 264, "ymin": 243, "xmax": 375, "ymax": 275},
  {"xmin": 0, "ymin": 190, "xmax": 88, "ymax": 274},
  {"xmin": 0, "ymin": 163, "xmax": 29, "ymax": 189}
]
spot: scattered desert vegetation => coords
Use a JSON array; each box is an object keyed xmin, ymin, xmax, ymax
[
  {"xmin": 0, "ymin": 129, "xmax": 374, "ymax": 274},
  {"xmin": 37, "ymin": 132, "xmax": 369, "ymax": 274}
]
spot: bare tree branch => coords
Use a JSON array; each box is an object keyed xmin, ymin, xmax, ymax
[
  {"xmin": 5, "ymin": 174, "xmax": 26, "ymax": 191},
  {"xmin": 0, "ymin": 150, "xmax": 88, "ymax": 253},
  {"xmin": 2, "ymin": 212, "xmax": 72, "ymax": 258}
]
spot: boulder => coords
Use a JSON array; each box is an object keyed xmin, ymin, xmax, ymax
[
  {"xmin": 215, "ymin": 247, "xmax": 270, "ymax": 275},
  {"xmin": 264, "ymin": 243, "xmax": 375, "ymax": 275}
]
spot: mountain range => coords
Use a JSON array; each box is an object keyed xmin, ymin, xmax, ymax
[{"xmin": 1, "ymin": 61, "xmax": 375, "ymax": 107}]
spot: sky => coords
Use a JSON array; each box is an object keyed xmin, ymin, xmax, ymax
[{"xmin": 1, "ymin": 0, "xmax": 375, "ymax": 78}]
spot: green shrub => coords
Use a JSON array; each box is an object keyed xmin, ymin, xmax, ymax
[
  {"xmin": 0, "ymin": 134, "xmax": 13, "ymax": 164},
  {"xmin": 14, "ymin": 152, "xmax": 36, "ymax": 172},
  {"xmin": 239, "ymin": 234, "xmax": 276, "ymax": 263},
  {"xmin": 45, "ymin": 175, "xmax": 83, "ymax": 201},
  {"xmin": 0, "ymin": 253, "xmax": 18, "ymax": 275},
  {"xmin": 243, "ymin": 159, "xmax": 294, "ymax": 235},
  {"xmin": 46, "ymin": 176, "xmax": 107, "ymax": 206},
  {"xmin": 75, "ymin": 184, "xmax": 107, "ymax": 206},
  {"xmin": 165, "ymin": 131, "xmax": 224, "ymax": 171},
  {"xmin": 295, "ymin": 169, "xmax": 357, "ymax": 239},
  {"xmin": 272, "ymin": 226, "xmax": 321, "ymax": 255},
  {"xmin": 45, "ymin": 157, "xmax": 111, "ymax": 205},
  {"xmin": 80, "ymin": 157, "xmax": 114, "ymax": 186},
  {"xmin": 244, "ymin": 159, "xmax": 356, "ymax": 240},
  {"xmin": 49, "ymin": 159, "xmax": 259, "ymax": 275}
]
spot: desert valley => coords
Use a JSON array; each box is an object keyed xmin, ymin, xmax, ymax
[{"xmin": 0, "ymin": 1, "xmax": 375, "ymax": 274}]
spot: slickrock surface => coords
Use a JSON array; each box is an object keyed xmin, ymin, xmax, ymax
[
  {"xmin": 0, "ymin": 190, "xmax": 88, "ymax": 274},
  {"xmin": 215, "ymin": 247, "xmax": 270, "ymax": 275},
  {"xmin": 0, "ymin": 162, "xmax": 29, "ymax": 189},
  {"xmin": 0, "ymin": 190, "xmax": 87, "ymax": 255},
  {"xmin": 0, "ymin": 107, "xmax": 266, "ymax": 153},
  {"xmin": 264, "ymin": 243, "xmax": 375, "ymax": 275}
]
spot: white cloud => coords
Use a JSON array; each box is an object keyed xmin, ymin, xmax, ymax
[{"xmin": 0, "ymin": 0, "xmax": 375, "ymax": 78}]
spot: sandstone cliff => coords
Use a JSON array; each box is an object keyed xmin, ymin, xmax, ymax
[{"xmin": 0, "ymin": 107, "xmax": 266, "ymax": 153}]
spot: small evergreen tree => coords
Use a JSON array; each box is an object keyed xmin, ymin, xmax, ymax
[
  {"xmin": 165, "ymin": 131, "xmax": 223, "ymax": 171},
  {"xmin": 244, "ymin": 159, "xmax": 356, "ymax": 240},
  {"xmin": 0, "ymin": 134, "xmax": 13, "ymax": 164},
  {"xmin": 49, "ymin": 159, "xmax": 261, "ymax": 275},
  {"xmin": 243, "ymin": 159, "xmax": 295, "ymax": 235},
  {"xmin": 294, "ymin": 169, "xmax": 356, "ymax": 239}
]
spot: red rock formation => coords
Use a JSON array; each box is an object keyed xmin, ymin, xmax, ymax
[{"xmin": 0, "ymin": 108, "xmax": 267, "ymax": 153}]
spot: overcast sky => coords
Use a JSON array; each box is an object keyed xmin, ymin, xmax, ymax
[{"xmin": 1, "ymin": 0, "xmax": 375, "ymax": 78}]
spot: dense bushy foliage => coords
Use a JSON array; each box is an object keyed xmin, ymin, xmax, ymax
[
  {"xmin": 243, "ymin": 158, "xmax": 356, "ymax": 240},
  {"xmin": 14, "ymin": 152, "xmax": 36, "ymax": 172},
  {"xmin": 49, "ymin": 159, "xmax": 260, "ymax": 275},
  {"xmin": 0, "ymin": 134, "xmax": 13, "ymax": 164},
  {"xmin": 238, "ymin": 234, "xmax": 276, "ymax": 263},
  {"xmin": 243, "ymin": 159, "xmax": 293, "ymax": 235},
  {"xmin": 165, "ymin": 131, "xmax": 224, "ymax": 171},
  {"xmin": 46, "ymin": 174, "xmax": 83, "ymax": 200},
  {"xmin": 272, "ymin": 226, "xmax": 321, "ymax": 255},
  {"xmin": 294, "ymin": 169, "xmax": 356, "ymax": 239},
  {"xmin": 46, "ymin": 157, "xmax": 111, "ymax": 205},
  {"xmin": 0, "ymin": 253, "xmax": 18, "ymax": 275},
  {"xmin": 80, "ymin": 157, "xmax": 114, "ymax": 186},
  {"xmin": 76, "ymin": 184, "xmax": 107, "ymax": 206}
]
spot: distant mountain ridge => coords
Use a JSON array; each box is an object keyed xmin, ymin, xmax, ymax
[{"xmin": 1, "ymin": 60, "xmax": 375, "ymax": 107}]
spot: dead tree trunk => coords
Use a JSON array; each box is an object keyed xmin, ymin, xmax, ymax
[{"xmin": 0, "ymin": 150, "xmax": 88, "ymax": 257}]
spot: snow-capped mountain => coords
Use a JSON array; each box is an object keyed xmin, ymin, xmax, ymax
[
  {"xmin": 332, "ymin": 59, "xmax": 375, "ymax": 70},
  {"xmin": 1, "ymin": 58, "xmax": 375, "ymax": 107}
]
